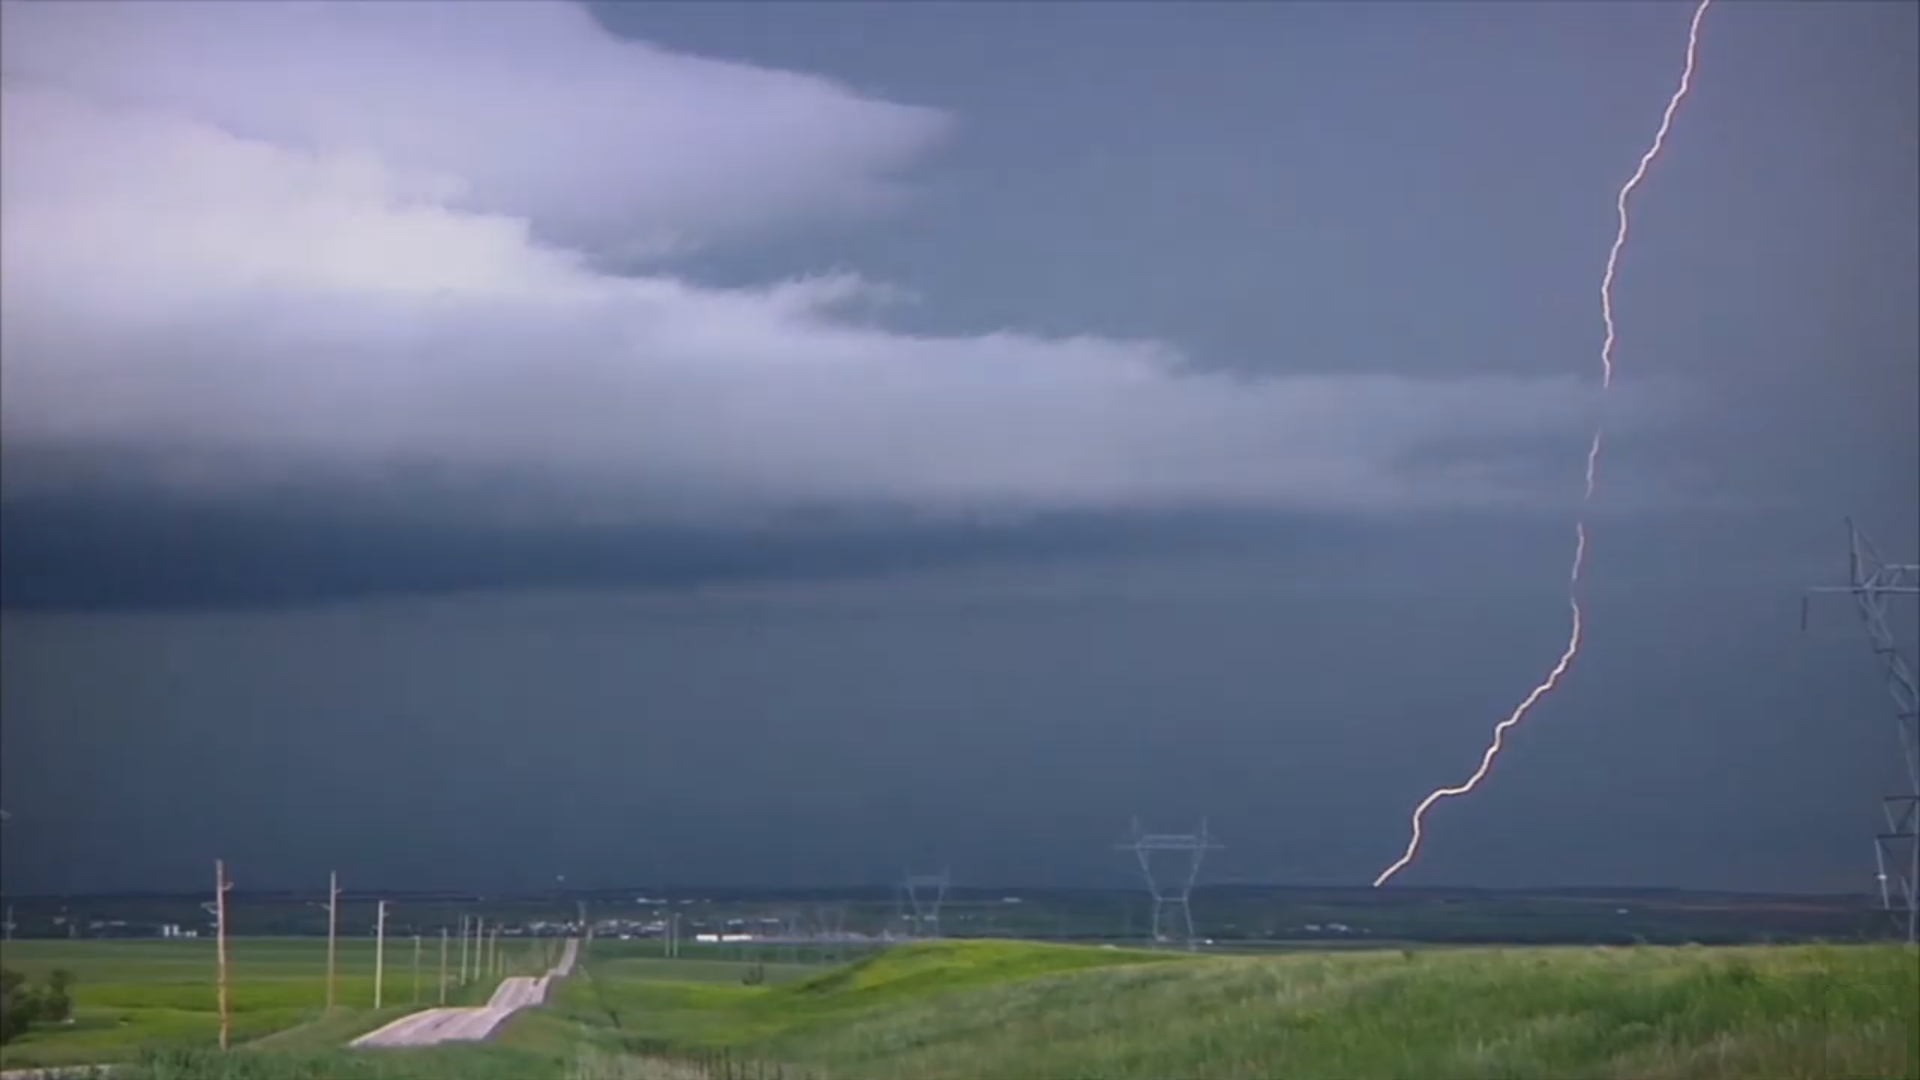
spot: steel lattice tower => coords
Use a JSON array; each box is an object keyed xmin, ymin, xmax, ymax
[
  {"xmin": 1115, "ymin": 818, "xmax": 1222, "ymax": 951},
  {"xmin": 1805, "ymin": 518, "xmax": 1919, "ymax": 944},
  {"xmin": 901, "ymin": 870, "xmax": 949, "ymax": 939}
]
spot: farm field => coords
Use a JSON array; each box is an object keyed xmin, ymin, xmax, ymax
[{"xmin": 0, "ymin": 936, "xmax": 545, "ymax": 1070}]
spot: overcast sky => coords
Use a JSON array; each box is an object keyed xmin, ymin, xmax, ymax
[{"xmin": 1, "ymin": 0, "xmax": 1914, "ymax": 896}]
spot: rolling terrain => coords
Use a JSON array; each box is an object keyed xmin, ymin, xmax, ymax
[
  {"xmin": 508, "ymin": 939, "xmax": 1919, "ymax": 1080},
  {"xmin": 5, "ymin": 938, "xmax": 1914, "ymax": 1078}
]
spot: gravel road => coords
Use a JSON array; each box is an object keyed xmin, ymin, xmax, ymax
[{"xmin": 350, "ymin": 937, "xmax": 578, "ymax": 1048}]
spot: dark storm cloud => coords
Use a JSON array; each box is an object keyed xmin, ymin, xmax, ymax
[
  {"xmin": 0, "ymin": 483, "xmax": 1368, "ymax": 612},
  {"xmin": 3, "ymin": 534, "xmax": 1910, "ymax": 896}
]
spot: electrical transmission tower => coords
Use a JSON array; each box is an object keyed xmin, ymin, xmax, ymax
[
  {"xmin": 900, "ymin": 870, "xmax": 949, "ymax": 938},
  {"xmin": 1804, "ymin": 518, "xmax": 1919, "ymax": 944},
  {"xmin": 1114, "ymin": 818, "xmax": 1222, "ymax": 951}
]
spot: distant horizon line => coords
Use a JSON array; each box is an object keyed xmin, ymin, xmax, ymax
[{"xmin": 0, "ymin": 881, "xmax": 1880, "ymax": 904}]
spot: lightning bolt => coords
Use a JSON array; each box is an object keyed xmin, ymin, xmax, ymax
[{"xmin": 1374, "ymin": 0, "xmax": 1711, "ymax": 889}]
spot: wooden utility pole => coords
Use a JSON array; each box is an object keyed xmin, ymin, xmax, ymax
[
  {"xmin": 214, "ymin": 859, "xmax": 234, "ymax": 1051},
  {"xmin": 412, "ymin": 933, "xmax": 422, "ymax": 1003},
  {"xmin": 457, "ymin": 915, "xmax": 470, "ymax": 983},
  {"xmin": 438, "ymin": 927, "xmax": 450, "ymax": 1004},
  {"xmin": 373, "ymin": 900, "xmax": 388, "ymax": 1009},
  {"xmin": 325, "ymin": 871, "xmax": 340, "ymax": 1013},
  {"xmin": 472, "ymin": 916, "xmax": 484, "ymax": 983}
]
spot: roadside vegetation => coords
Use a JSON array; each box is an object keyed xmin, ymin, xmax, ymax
[
  {"xmin": 2, "ymin": 964, "xmax": 76, "ymax": 1044},
  {"xmin": 0, "ymin": 938, "xmax": 527, "ymax": 1070}
]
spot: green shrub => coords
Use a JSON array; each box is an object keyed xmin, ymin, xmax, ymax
[{"xmin": 1, "ymin": 966, "xmax": 79, "ymax": 1043}]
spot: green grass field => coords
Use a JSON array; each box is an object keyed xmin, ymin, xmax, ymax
[
  {"xmin": 7, "ymin": 938, "xmax": 1916, "ymax": 1079},
  {"xmin": 503, "ymin": 939, "xmax": 1919, "ymax": 1080},
  {"xmin": 0, "ymin": 936, "xmax": 552, "ymax": 1069}
]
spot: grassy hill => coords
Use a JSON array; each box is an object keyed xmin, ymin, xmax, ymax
[
  {"xmin": 508, "ymin": 940, "xmax": 1176, "ymax": 1054},
  {"xmin": 513, "ymin": 939, "xmax": 1918, "ymax": 1080}
]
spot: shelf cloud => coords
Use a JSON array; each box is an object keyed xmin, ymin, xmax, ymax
[{"xmin": 3, "ymin": 0, "xmax": 1634, "ymax": 531}]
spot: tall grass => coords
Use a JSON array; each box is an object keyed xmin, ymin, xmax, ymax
[
  {"xmin": 110, "ymin": 1044, "xmax": 559, "ymax": 1080},
  {"xmin": 525, "ymin": 940, "xmax": 1919, "ymax": 1080}
]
